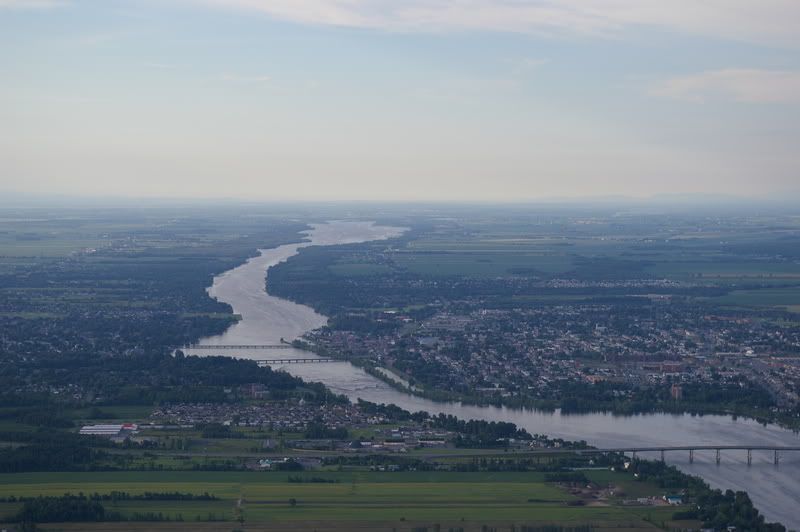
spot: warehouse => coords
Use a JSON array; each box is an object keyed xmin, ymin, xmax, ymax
[{"xmin": 79, "ymin": 423, "xmax": 138, "ymax": 440}]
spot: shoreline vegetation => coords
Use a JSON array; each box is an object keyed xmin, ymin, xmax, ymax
[
  {"xmin": 268, "ymin": 220, "xmax": 800, "ymax": 434},
  {"xmin": 292, "ymin": 338, "xmax": 800, "ymax": 433}
]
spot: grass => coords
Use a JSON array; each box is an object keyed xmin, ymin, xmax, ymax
[
  {"xmin": 710, "ymin": 286, "xmax": 800, "ymax": 308},
  {"xmin": 0, "ymin": 470, "xmax": 686, "ymax": 526},
  {"xmin": 0, "ymin": 236, "xmax": 107, "ymax": 257},
  {"xmin": 645, "ymin": 261, "xmax": 800, "ymax": 279},
  {"xmin": 0, "ymin": 471, "xmax": 583, "ymax": 487},
  {"xmin": 106, "ymin": 500, "xmax": 234, "ymax": 520},
  {"xmin": 242, "ymin": 504, "xmax": 644, "ymax": 522},
  {"xmin": 393, "ymin": 252, "xmax": 574, "ymax": 277},
  {"xmin": 7, "ymin": 519, "xmax": 674, "ymax": 531}
]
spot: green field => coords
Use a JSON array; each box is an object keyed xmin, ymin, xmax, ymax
[
  {"xmin": 392, "ymin": 251, "xmax": 575, "ymax": 277},
  {"xmin": 710, "ymin": 286, "xmax": 800, "ymax": 310},
  {"xmin": 0, "ymin": 470, "xmax": 684, "ymax": 527},
  {"xmin": 646, "ymin": 261, "xmax": 800, "ymax": 279},
  {"xmin": 0, "ymin": 235, "xmax": 107, "ymax": 257}
]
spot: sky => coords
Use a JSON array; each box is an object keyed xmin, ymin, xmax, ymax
[{"xmin": 1, "ymin": 0, "xmax": 799, "ymax": 202}]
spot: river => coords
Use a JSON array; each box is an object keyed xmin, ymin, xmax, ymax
[{"xmin": 192, "ymin": 220, "xmax": 800, "ymax": 529}]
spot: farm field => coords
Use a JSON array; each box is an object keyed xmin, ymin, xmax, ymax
[
  {"xmin": 0, "ymin": 470, "xmax": 684, "ymax": 528},
  {"xmin": 316, "ymin": 218, "xmax": 800, "ymax": 321},
  {"xmin": 392, "ymin": 251, "xmax": 575, "ymax": 277},
  {"xmin": 709, "ymin": 286, "xmax": 800, "ymax": 311},
  {"xmin": 645, "ymin": 261, "xmax": 800, "ymax": 279},
  {"xmin": 11, "ymin": 521, "xmax": 672, "ymax": 532},
  {"xmin": 319, "ymin": 215, "xmax": 800, "ymax": 285}
]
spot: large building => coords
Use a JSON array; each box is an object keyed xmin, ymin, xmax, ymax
[{"xmin": 79, "ymin": 423, "xmax": 138, "ymax": 440}]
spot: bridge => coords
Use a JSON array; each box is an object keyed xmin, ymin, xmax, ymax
[
  {"xmin": 576, "ymin": 445, "xmax": 800, "ymax": 466},
  {"xmin": 254, "ymin": 358, "xmax": 343, "ymax": 365},
  {"xmin": 182, "ymin": 344, "xmax": 293, "ymax": 350},
  {"xmin": 437, "ymin": 446, "xmax": 800, "ymax": 465}
]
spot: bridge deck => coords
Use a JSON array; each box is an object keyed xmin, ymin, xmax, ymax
[
  {"xmin": 254, "ymin": 358, "xmax": 341, "ymax": 364},
  {"xmin": 582, "ymin": 446, "xmax": 800, "ymax": 453},
  {"xmin": 183, "ymin": 344, "xmax": 293, "ymax": 350}
]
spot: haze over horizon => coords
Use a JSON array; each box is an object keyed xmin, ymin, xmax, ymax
[{"xmin": 2, "ymin": 1, "xmax": 799, "ymax": 201}]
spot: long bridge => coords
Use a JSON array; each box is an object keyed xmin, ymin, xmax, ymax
[
  {"xmin": 254, "ymin": 358, "xmax": 342, "ymax": 365},
  {"xmin": 179, "ymin": 344, "xmax": 346, "ymax": 365},
  {"xmin": 577, "ymin": 445, "xmax": 800, "ymax": 465},
  {"xmin": 182, "ymin": 344, "xmax": 294, "ymax": 350},
  {"xmin": 437, "ymin": 446, "xmax": 800, "ymax": 465}
]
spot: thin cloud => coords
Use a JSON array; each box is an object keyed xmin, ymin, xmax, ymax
[
  {"xmin": 220, "ymin": 73, "xmax": 272, "ymax": 83},
  {"xmin": 653, "ymin": 69, "xmax": 800, "ymax": 104},
  {"xmin": 144, "ymin": 62, "xmax": 179, "ymax": 70},
  {"xmin": 504, "ymin": 57, "xmax": 549, "ymax": 74},
  {"xmin": 194, "ymin": 0, "xmax": 800, "ymax": 47},
  {"xmin": 0, "ymin": 0, "xmax": 64, "ymax": 7}
]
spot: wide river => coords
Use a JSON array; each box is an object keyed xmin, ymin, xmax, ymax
[{"xmin": 194, "ymin": 221, "xmax": 800, "ymax": 529}]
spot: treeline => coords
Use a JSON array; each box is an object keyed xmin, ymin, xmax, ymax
[
  {"xmin": 0, "ymin": 441, "xmax": 102, "ymax": 473},
  {"xmin": 356, "ymin": 401, "xmax": 597, "ymax": 452},
  {"xmin": 379, "ymin": 359, "xmax": 780, "ymax": 423},
  {"xmin": 427, "ymin": 414, "xmax": 532, "ymax": 447},
  {"xmin": 2, "ymin": 491, "xmax": 217, "ymax": 503},
  {"xmin": 9, "ymin": 492, "xmax": 220, "ymax": 524},
  {"xmin": 630, "ymin": 459, "xmax": 786, "ymax": 531},
  {"xmin": 4, "ymin": 352, "xmax": 318, "ymax": 408},
  {"xmin": 356, "ymin": 399, "xmax": 427, "ymax": 422},
  {"xmin": 0, "ymin": 428, "xmax": 158, "ymax": 473},
  {"xmin": 14, "ymin": 496, "xmax": 114, "ymax": 524},
  {"xmin": 355, "ymin": 400, "xmax": 534, "ymax": 444},
  {"xmin": 675, "ymin": 490, "xmax": 786, "ymax": 531},
  {"xmin": 554, "ymin": 377, "xmax": 775, "ymax": 416}
]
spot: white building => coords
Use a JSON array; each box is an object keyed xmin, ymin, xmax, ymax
[{"xmin": 79, "ymin": 423, "xmax": 138, "ymax": 439}]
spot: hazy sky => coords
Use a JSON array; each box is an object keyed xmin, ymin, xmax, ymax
[{"xmin": 1, "ymin": 0, "xmax": 799, "ymax": 202}]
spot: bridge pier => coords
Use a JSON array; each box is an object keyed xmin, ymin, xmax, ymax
[{"xmin": 597, "ymin": 446, "xmax": 797, "ymax": 466}]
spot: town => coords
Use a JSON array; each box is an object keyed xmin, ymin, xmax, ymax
[{"xmin": 305, "ymin": 300, "xmax": 800, "ymax": 417}]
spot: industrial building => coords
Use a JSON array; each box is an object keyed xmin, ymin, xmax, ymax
[{"xmin": 79, "ymin": 423, "xmax": 138, "ymax": 440}]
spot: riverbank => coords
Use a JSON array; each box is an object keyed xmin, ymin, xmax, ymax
[
  {"xmin": 197, "ymin": 220, "xmax": 800, "ymax": 530},
  {"xmin": 295, "ymin": 338, "xmax": 800, "ymax": 433}
]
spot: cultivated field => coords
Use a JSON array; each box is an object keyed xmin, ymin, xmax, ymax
[{"xmin": 0, "ymin": 470, "xmax": 684, "ymax": 529}]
